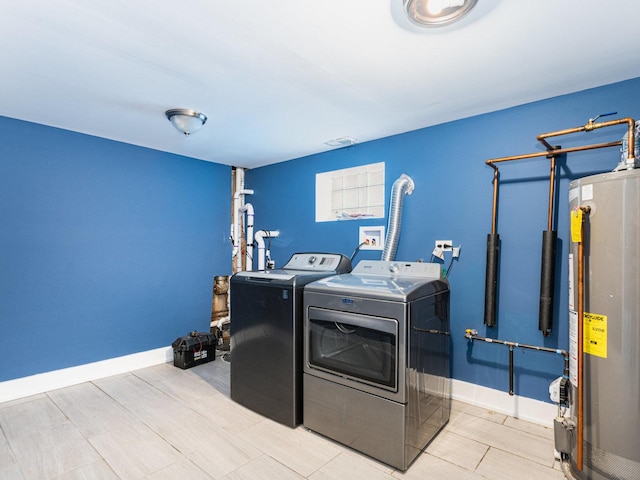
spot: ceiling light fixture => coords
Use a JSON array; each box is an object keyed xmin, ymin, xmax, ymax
[
  {"xmin": 325, "ymin": 136, "xmax": 357, "ymax": 147},
  {"xmin": 403, "ymin": 0, "xmax": 478, "ymax": 27},
  {"xmin": 165, "ymin": 108, "xmax": 207, "ymax": 136}
]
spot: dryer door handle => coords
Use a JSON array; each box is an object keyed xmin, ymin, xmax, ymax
[{"xmin": 308, "ymin": 307, "xmax": 397, "ymax": 336}]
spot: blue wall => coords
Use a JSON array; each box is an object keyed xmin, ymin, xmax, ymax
[
  {"xmin": 0, "ymin": 117, "xmax": 231, "ymax": 382},
  {"xmin": 2, "ymin": 78, "xmax": 638, "ymax": 402},
  {"xmin": 246, "ymin": 77, "xmax": 640, "ymax": 403}
]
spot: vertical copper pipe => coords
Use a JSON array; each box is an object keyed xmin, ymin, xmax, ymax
[
  {"xmin": 628, "ymin": 118, "xmax": 636, "ymax": 164},
  {"xmin": 547, "ymin": 155, "xmax": 557, "ymax": 231},
  {"xmin": 539, "ymin": 153, "xmax": 559, "ymax": 336},
  {"xmin": 490, "ymin": 164, "xmax": 499, "ymax": 235},
  {"xmin": 484, "ymin": 164, "xmax": 500, "ymax": 328},
  {"xmin": 576, "ymin": 236, "xmax": 584, "ymax": 471},
  {"xmin": 576, "ymin": 206, "xmax": 590, "ymax": 472}
]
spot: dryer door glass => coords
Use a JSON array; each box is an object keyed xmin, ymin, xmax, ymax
[{"xmin": 307, "ymin": 307, "xmax": 398, "ymax": 391}]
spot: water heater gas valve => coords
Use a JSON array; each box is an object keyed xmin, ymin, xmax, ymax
[{"xmin": 549, "ymin": 376, "xmax": 570, "ymax": 406}]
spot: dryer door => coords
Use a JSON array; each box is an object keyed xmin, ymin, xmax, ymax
[{"xmin": 306, "ymin": 307, "xmax": 398, "ymax": 394}]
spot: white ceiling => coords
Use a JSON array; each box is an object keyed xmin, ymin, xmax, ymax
[{"xmin": 2, "ymin": 1, "xmax": 640, "ymax": 169}]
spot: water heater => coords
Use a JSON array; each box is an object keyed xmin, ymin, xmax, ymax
[{"xmin": 568, "ymin": 169, "xmax": 640, "ymax": 479}]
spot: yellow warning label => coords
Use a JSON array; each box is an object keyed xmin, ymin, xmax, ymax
[
  {"xmin": 571, "ymin": 208, "xmax": 582, "ymax": 243},
  {"xmin": 584, "ymin": 312, "xmax": 607, "ymax": 358}
]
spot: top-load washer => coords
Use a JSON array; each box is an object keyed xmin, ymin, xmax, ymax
[
  {"xmin": 230, "ymin": 252, "xmax": 351, "ymax": 427},
  {"xmin": 303, "ymin": 260, "xmax": 450, "ymax": 470}
]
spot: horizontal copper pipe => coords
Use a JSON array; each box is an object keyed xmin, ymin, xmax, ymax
[
  {"xmin": 486, "ymin": 140, "xmax": 622, "ymax": 165},
  {"xmin": 537, "ymin": 117, "xmax": 635, "ymax": 163},
  {"xmin": 487, "ymin": 150, "xmax": 549, "ymax": 164}
]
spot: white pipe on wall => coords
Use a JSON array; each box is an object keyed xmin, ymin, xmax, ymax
[
  {"xmin": 241, "ymin": 203, "xmax": 255, "ymax": 271},
  {"xmin": 232, "ymin": 167, "xmax": 254, "ymax": 272},
  {"xmin": 255, "ymin": 230, "xmax": 280, "ymax": 270},
  {"xmin": 231, "ymin": 168, "xmax": 243, "ymax": 267}
]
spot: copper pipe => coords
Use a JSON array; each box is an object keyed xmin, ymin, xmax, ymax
[
  {"xmin": 489, "ymin": 163, "xmax": 499, "ymax": 235},
  {"xmin": 576, "ymin": 236, "xmax": 584, "ymax": 471},
  {"xmin": 538, "ymin": 136, "xmax": 553, "ymax": 151},
  {"xmin": 487, "ymin": 150, "xmax": 549, "ymax": 164},
  {"xmin": 575, "ymin": 205, "xmax": 590, "ymax": 472},
  {"xmin": 547, "ymin": 153, "xmax": 557, "ymax": 231},
  {"xmin": 487, "ymin": 140, "xmax": 622, "ymax": 165},
  {"xmin": 629, "ymin": 119, "xmax": 636, "ymax": 160},
  {"xmin": 538, "ymin": 117, "xmax": 635, "ymax": 164},
  {"xmin": 560, "ymin": 140, "xmax": 623, "ymax": 156},
  {"xmin": 537, "ymin": 151, "xmax": 560, "ymax": 337},
  {"xmin": 485, "ymin": 138, "xmax": 621, "ymax": 258},
  {"xmin": 483, "ymin": 120, "xmax": 631, "ymax": 335}
]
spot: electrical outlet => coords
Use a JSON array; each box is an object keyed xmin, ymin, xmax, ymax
[{"xmin": 435, "ymin": 240, "xmax": 452, "ymax": 252}]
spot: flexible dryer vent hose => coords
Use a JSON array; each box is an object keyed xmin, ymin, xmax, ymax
[{"xmin": 381, "ymin": 174, "xmax": 415, "ymax": 262}]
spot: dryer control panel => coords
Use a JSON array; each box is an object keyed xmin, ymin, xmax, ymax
[
  {"xmin": 283, "ymin": 253, "xmax": 352, "ymax": 273},
  {"xmin": 353, "ymin": 260, "xmax": 442, "ymax": 279}
]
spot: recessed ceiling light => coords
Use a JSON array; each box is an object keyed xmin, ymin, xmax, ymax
[{"xmin": 403, "ymin": 0, "xmax": 478, "ymax": 27}]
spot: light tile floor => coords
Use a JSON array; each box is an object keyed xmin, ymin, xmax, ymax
[{"xmin": 0, "ymin": 353, "xmax": 565, "ymax": 479}]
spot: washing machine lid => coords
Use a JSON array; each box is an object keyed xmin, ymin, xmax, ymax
[
  {"xmin": 232, "ymin": 252, "xmax": 352, "ymax": 284},
  {"xmin": 306, "ymin": 260, "xmax": 448, "ymax": 301},
  {"xmin": 233, "ymin": 269, "xmax": 330, "ymax": 282},
  {"xmin": 233, "ymin": 270, "xmax": 295, "ymax": 281}
]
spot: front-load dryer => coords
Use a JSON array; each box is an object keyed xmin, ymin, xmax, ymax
[{"xmin": 303, "ymin": 260, "xmax": 450, "ymax": 470}]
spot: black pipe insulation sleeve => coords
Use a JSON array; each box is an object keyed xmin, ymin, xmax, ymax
[
  {"xmin": 484, "ymin": 233, "xmax": 500, "ymax": 327},
  {"xmin": 539, "ymin": 230, "xmax": 557, "ymax": 335}
]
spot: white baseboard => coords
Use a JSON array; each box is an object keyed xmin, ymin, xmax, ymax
[
  {"xmin": 0, "ymin": 346, "xmax": 173, "ymax": 403},
  {"xmin": 452, "ymin": 379, "xmax": 556, "ymax": 427},
  {"xmin": 1, "ymin": 351, "xmax": 555, "ymax": 428}
]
